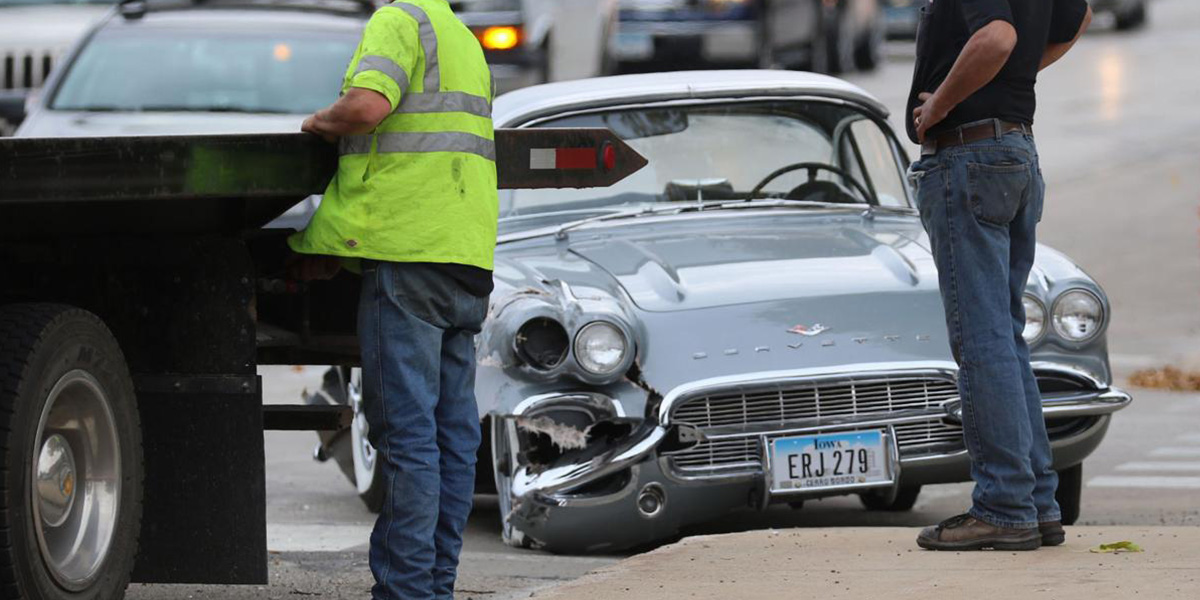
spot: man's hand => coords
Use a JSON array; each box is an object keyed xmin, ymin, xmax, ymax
[
  {"xmin": 913, "ymin": 92, "xmax": 952, "ymax": 143},
  {"xmin": 286, "ymin": 253, "xmax": 343, "ymax": 281},
  {"xmin": 302, "ymin": 115, "xmax": 338, "ymax": 143}
]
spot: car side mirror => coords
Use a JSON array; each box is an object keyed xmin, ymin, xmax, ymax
[{"xmin": 0, "ymin": 90, "xmax": 30, "ymax": 136}]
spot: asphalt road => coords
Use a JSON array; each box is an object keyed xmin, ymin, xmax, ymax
[{"xmin": 128, "ymin": 1, "xmax": 1200, "ymax": 598}]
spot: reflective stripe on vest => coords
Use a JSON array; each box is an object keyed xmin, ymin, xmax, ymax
[
  {"xmin": 354, "ymin": 55, "xmax": 410, "ymax": 95},
  {"xmin": 340, "ymin": 131, "xmax": 496, "ymax": 161},
  {"xmin": 394, "ymin": 91, "xmax": 491, "ymax": 117},
  {"xmin": 391, "ymin": 2, "xmax": 440, "ymax": 91}
]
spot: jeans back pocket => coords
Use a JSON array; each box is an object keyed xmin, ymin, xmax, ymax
[{"xmin": 966, "ymin": 161, "xmax": 1030, "ymax": 228}]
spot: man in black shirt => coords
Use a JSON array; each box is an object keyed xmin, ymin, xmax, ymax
[{"xmin": 906, "ymin": 0, "xmax": 1092, "ymax": 551}]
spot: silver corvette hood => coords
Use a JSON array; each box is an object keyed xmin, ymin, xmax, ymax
[{"xmin": 563, "ymin": 211, "xmax": 955, "ymax": 391}]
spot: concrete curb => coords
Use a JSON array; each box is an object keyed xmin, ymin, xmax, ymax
[{"xmin": 530, "ymin": 527, "xmax": 1200, "ymax": 600}]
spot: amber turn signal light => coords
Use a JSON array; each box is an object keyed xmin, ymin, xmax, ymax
[{"xmin": 479, "ymin": 26, "xmax": 521, "ymax": 51}]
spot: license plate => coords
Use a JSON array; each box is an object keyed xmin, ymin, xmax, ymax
[
  {"xmin": 769, "ymin": 430, "xmax": 891, "ymax": 492},
  {"xmin": 614, "ymin": 32, "xmax": 654, "ymax": 60}
]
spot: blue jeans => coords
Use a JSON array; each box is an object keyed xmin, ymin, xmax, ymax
[
  {"xmin": 911, "ymin": 129, "xmax": 1061, "ymax": 529},
  {"xmin": 359, "ymin": 261, "xmax": 489, "ymax": 600}
]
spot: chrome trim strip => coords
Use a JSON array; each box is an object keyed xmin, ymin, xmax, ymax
[{"xmin": 510, "ymin": 424, "xmax": 667, "ymax": 498}]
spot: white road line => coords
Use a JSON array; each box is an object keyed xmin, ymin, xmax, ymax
[
  {"xmin": 1087, "ymin": 476, "xmax": 1200, "ymax": 489},
  {"xmin": 1116, "ymin": 461, "xmax": 1200, "ymax": 472},
  {"xmin": 1149, "ymin": 447, "xmax": 1200, "ymax": 458}
]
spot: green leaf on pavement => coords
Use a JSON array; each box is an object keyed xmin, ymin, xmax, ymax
[{"xmin": 1089, "ymin": 541, "xmax": 1144, "ymax": 554}]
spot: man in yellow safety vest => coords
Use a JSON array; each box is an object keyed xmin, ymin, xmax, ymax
[{"xmin": 289, "ymin": 1, "xmax": 498, "ymax": 597}]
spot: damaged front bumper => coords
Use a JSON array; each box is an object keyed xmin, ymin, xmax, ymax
[{"xmin": 494, "ymin": 373, "xmax": 1131, "ymax": 553}]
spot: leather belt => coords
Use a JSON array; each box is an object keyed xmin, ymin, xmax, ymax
[{"xmin": 920, "ymin": 119, "xmax": 1032, "ymax": 156}]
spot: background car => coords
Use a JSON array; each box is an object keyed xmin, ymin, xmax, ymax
[
  {"xmin": 459, "ymin": 0, "xmax": 618, "ymax": 93},
  {"xmin": 0, "ymin": 0, "xmax": 112, "ymax": 135},
  {"xmin": 613, "ymin": 0, "xmax": 882, "ymax": 74},
  {"xmin": 1093, "ymin": 0, "xmax": 1148, "ymax": 30},
  {"xmin": 880, "ymin": 0, "xmax": 918, "ymax": 40},
  {"xmin": 310, "ymin": 69, "xmax": 1129, "ymax": 552}
]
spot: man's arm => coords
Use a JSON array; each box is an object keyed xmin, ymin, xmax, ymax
[
  {"xmin": 1041, "ymin": 3, "xmax": 1092, "ymax": 71},
  {"xmin": 301, "ymin": 88, "xmax": 393, "ymax": 142},
  {"xmin": 913, "ymin": 20, "xmax": 1018, "ymax": 142}
]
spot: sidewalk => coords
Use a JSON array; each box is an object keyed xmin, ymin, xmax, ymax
[{"xmin": 531, "ymin": 527, "xmax": 1200, "ymax": 600}]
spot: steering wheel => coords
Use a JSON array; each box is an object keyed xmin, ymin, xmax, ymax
[{"xmin": 746, "ymin": 162, "xmax": 875, "ymax": 205}]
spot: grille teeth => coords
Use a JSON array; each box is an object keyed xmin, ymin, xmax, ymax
[{"xmin": 669, "ymin": 377, "xmax": 965, "ymax": 474}]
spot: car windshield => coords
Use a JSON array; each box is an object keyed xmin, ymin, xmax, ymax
[
  {"xmin": 51, "ymin": 28, "xmax": 357, "ymax": 114},
  {"xmin": 500, "ymin": 101, "xmax": 910, "ymax": 228}
]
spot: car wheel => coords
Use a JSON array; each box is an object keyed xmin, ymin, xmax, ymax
[
  {"xmin": 0, "ymin": 304, "xmax": 143, "ymax": 600},
  {"xmin": 854, "ymin": 19, "xmax": 884, "ymax": 71},
  {"xmin": 1055, "ymin": 463, "xmax": 1082, "ymax": 526},
  {"xmin": 491, "ymin": 417, "xmax": 532, "ymax": 549},
  {"xmin": 346, "ymin": 368, "xmax": 386, "ymax": 514},
  {"xmin": 1114, "ymin": 1, "xmax": 1147, "ymax": 31},
  {"xmin": 860, "ymin": 485, "xmax": 921, "ymax": 511},
  {"xmin": 826, "ymin": 9, "xmax": 857, "ymax": 74}
]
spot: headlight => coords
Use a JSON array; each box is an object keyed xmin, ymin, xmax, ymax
[
  {"xmin": 1022, "ymin": 294, "xmax": 1047, "ymax": 343},
  {"xmin": 574, "ymin": 322, "xmax": 629, "ymax": 376},
  {"xmin": 1052, "ymin": 289, "xmax": 1104, "ymax": 342}
]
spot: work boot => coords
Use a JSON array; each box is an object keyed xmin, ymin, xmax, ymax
[
  {"xmin": 917, "ymin": 514, "xmax": 1041, "ymax": 551},
  {"xmin": 1039, "ymin": 521, "xmax": 1065, "ymax": 546}
]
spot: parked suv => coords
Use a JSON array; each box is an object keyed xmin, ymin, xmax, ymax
[{"xmin": 613, "ymin": 0, "xmax": 882, "ymax": 74}]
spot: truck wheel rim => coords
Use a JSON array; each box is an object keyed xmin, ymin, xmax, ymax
[
  {"xmin": 31, "ymin": 369, "xmax": 121, "ymax": 591},
  {"xmin": 348, "ymin": 371, "xmax": 377, "ymax": 495}
]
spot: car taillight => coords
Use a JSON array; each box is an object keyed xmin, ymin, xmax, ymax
[{"xmin": 479, "ymin": 26, "xmax": 521, "ymax": 51}]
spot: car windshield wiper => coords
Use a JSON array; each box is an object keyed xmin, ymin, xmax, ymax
[
  {"xmin": 499, "ymin": 199, "xmax": 865, "ymax": 244},
  {"xmin": 137, "ymin": 104, "xmax": 292, "ymax": 114}
]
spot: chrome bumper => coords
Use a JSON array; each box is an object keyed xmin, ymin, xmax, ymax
[{"xmin": 613, "ymin": 19, "xmax": 758, "ymax": 63}]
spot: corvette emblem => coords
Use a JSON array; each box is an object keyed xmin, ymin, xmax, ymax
[{"xmin": 788, "ymin": 323, "xmax": 829, "ymax": 337}]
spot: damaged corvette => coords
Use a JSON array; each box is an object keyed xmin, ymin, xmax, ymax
[{"xmin": 309, "ymin": 70, "xmax": 1131, "ymax": 553}]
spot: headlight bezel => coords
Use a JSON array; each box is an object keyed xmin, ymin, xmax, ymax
[
  {"xmin": 1050, "ymin": 288, "xmax": 1106, "ymax": 344},
  {"xmin": 572, "ymin": 320, "xmax": 633, "ymax": 380}
]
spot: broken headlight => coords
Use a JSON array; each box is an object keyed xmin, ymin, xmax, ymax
[
  {"xmin": 574, "ymin": 321, "xmax": 629, "ymax": 377},
  {"xmin": 515, "ymin": 317, "xmax": 570, "ymax": 370},
  {"xmin": 1052, "ymin": 289, "xmax": 1104, "ymax": 343}
]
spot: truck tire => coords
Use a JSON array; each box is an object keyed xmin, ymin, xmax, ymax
[
  {"xmin": 1055, "ymin": 463, "xmax": 1082, "ymax": 526},
  {"xmin": 0, "ymin": 304, "xmax": 143, "ymax": 600},
  {"xmin": 860, "ymin": 485, "xmax": 921, "ymax": 511},
  {"xmin": 343, "ymin": 368, "xmax": 386, "ymax": 514}
]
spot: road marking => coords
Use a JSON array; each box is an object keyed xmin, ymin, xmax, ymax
[
  {"xmin": 1149, "ymin": 447, "xmax": 1200, "ymax": 458},
  {"xmin": 1116, "ymin": 461, "xmax": 1200, "ymax": 472},
  {"xmin": 1087, "ymin": 476, "xmax": 1200, "ymax": 489},
  {"xmin": 268, "ymin": 524, "xmax": 372, "ymax": 552}
]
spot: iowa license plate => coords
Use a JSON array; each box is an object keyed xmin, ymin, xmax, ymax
[{"xmin": 770, "ymin": 430, "xmax": 891, "ymax": 492}]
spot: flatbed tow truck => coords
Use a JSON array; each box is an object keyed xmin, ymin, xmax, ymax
[{"xmin": 0, "ymin": 130, "xmax": 646, "ymax": 599}]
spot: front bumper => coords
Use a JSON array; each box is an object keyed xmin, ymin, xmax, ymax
[
  {"xmin": 505, "ymin": 379, "xmax": 1130, "ymax": 552},
  {"xmin": 613, "ymin": 18, "xmax": 759, "ymax": 64}
]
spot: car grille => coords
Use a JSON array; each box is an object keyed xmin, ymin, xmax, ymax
[
  {"xmin": 667, "ymin": 375, "xmax": 964, "ymax": 475},
  {"xmin": 3, "ymin": 49, "xmax": 55, "ymax": 90}
]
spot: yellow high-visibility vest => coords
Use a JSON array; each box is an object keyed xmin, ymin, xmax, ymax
[{"xmin": 290, "ymin": 0, "xmax": 499, "ymax": 271}]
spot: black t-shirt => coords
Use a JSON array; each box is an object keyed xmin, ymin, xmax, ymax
[{"xmin": 906, "ymin": 0, "xmax": 1089, "ymax": 144}]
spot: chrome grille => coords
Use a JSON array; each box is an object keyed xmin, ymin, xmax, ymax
[
  {"xmin": 671, "ymin": 376, "xmax": 960, "ymax": 428},
  {"xmin": 667, "ymin": 375, "xmax": 964, "ymax": 475},
  {"xmin": 3, "ymin": 49, "xmax": 56, "ymax": 90}
]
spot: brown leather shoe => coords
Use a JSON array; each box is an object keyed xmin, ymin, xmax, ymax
[
  {"xmin": 917, "ymin": 514, "xmax": 1041, "ymax": 551},
  {"xmin": 1040, "ymin": 521, "xmax": 1065, "ymax": 546}
]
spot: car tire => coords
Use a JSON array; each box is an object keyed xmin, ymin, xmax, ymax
[
  {"xmin": 825, "ymin": 8, "xmax": 857, "ymax": 74},
  {"xmin": 343, "ymin": 368, "xmax": 386, "ymax": 514},
  {"xmin": 1114, "ymin": 2, "xmax": 1147, "ymax": 31},
  {"xmin": 0, "ymin": 304, "xmax": 143, "ymax": 600},
  {"xmin": 1055, "ymin": 463, "xmax": 1082, "ymax": 526},
  {"xmin": 854, "ymin": 19, "xmax": 884, "ymax": 72},
  {"xmin": 860, "ymin": 485, "xmax": 921, "ymax": 511}
]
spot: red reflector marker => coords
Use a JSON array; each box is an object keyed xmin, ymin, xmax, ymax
[
  {"xmin": 602, "ymin": 143, "xmax": 616, "ymax": 172},
  {"xmin": 529, "ymin": 148, "xmax": 597, "ymax": 170}
]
